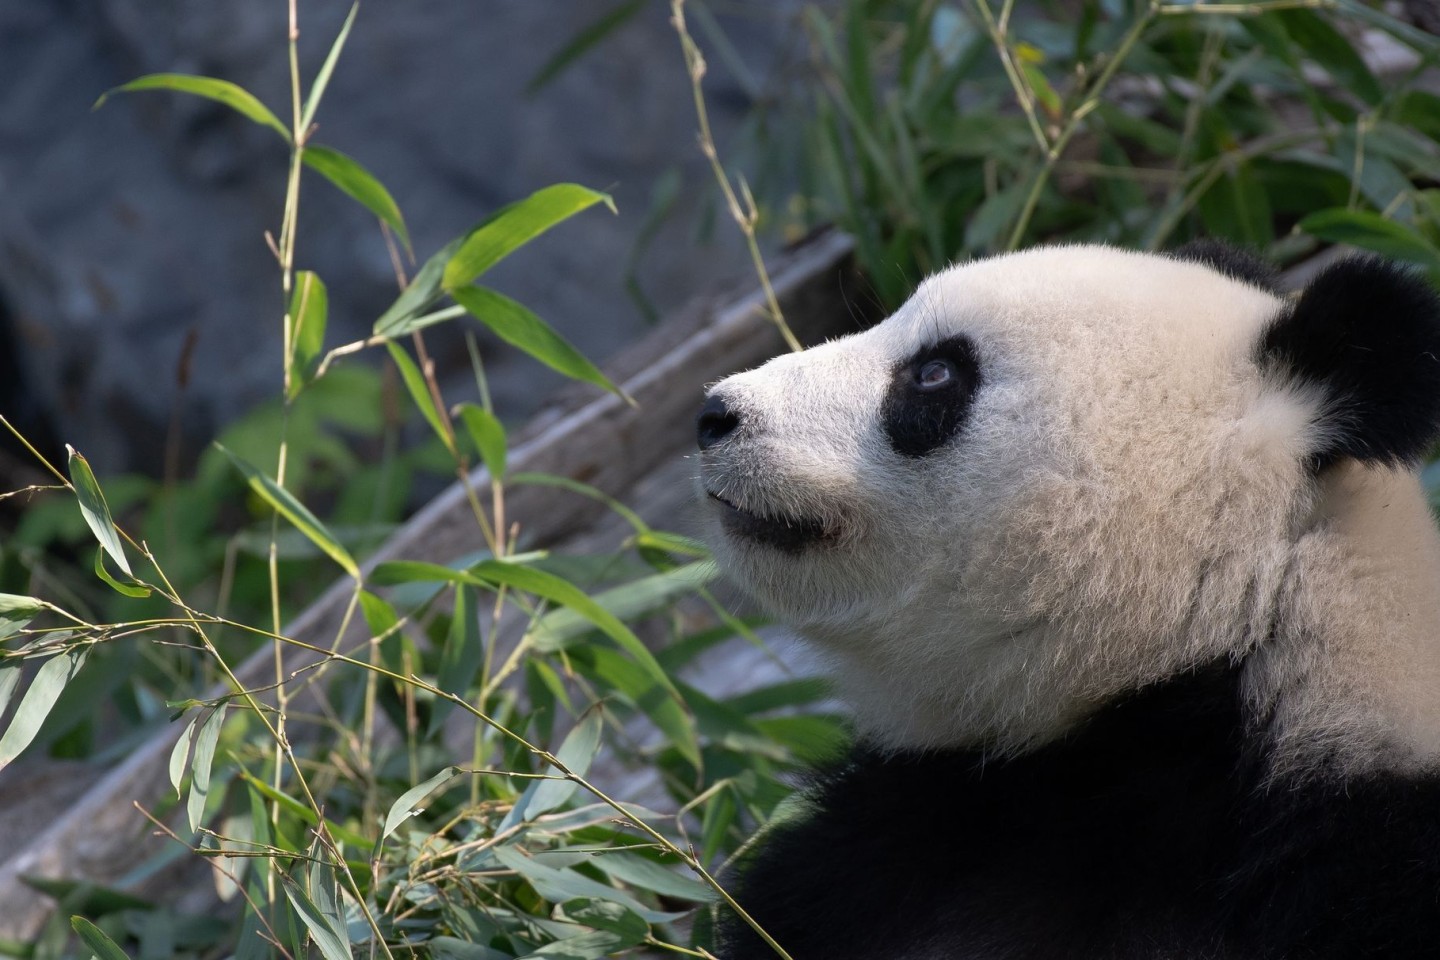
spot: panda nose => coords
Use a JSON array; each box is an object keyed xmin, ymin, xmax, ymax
[{"xmin": 696, "ymin": 393, "xmax": 741, "ymax": 451}]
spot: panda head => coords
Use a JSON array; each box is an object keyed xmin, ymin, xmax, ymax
[{"xmin": 697, "ymin": 243, "xmax": 1440, "ymax": 768}]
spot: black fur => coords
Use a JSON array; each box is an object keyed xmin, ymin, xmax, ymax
[
  {"xmin": 717, "ymin": 662, "xmax": 1440, "ymax": 959},
  {"xmin": 1259, "ymin": 257, "xmax": 1440, "ymax": 468},
  {"xmin": 1172, "ymin": 240, "xmax": 1283, "ymax": 293},
  {"xmin": 882, "ymin": 336, "xmax": 982, "ymax": 458}
]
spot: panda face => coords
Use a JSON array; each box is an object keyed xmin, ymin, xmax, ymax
[{"xmin": 697, "ymin": 244, "xmax": 1440, "ymax": 760}]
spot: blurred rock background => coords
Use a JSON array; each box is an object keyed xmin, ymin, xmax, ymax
[{"xmin": 0, "ymin": 0, "xmax": 800, "ymax": 474}]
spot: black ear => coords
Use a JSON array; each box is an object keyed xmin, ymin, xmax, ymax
[
  {"xmin": 1172, "ymin": 239, "xmax": 1282, "ymax": 294},
  {"xmin": 1258, "ymin": 256, "xmax": 1440, "ymax": 468}
]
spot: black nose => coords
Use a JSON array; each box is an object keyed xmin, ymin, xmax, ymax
[{"xmin": 697, "ymin": 393, "xmax": 741, "ymax": 450}]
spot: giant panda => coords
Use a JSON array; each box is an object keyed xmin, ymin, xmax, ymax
[{"xmin": 694, "ymin": 242, "xmax": 1440, "ymax": 960}]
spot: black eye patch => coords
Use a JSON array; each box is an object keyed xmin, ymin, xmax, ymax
[{"xmin": 882, "ymin": 336, "xmax": 982, "ymax": 458}]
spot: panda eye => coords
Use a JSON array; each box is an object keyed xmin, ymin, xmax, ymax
[
  {"xmin": 915, "ymin": 359, "xmax": 955, "ymax": 391},
  {"xmin": 883, "ymin": 336, "xmax": 982, "ymax": 458}
]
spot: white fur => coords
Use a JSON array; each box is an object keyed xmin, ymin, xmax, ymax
[{"xmin": 698, "ymin": 244, "xmax": 1440, "ymax": 775}]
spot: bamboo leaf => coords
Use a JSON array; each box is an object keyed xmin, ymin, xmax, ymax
[
  {"xmin": 530, "ymin": 563, "xmax": 715, "ymax": 653},
  {"xmin": 303, "ymin": 145, "xmax": 410, "ymax": 253},
  {"xmin": 429, "ymin": 585, "xmax": 484, "ymax": 736},
  {"xmin": 1276, "ymin": 9, "xmax": 1383, "ymax": 106},
  {"xmin": 237, "ymin": 770, "xmax": 371, "ymax": 849},
  {"xmin": 575, "ymin": 646, "xmax": 699, "ymax": 771},
  {"xmin": 456, "ymin": 403, "xmax": 507, "ymax": 479},
  {"xmin": 0, "ymin": 594, "xmax": 50, "ymax": 622},
  {"xmin": 169, "ymin": 713, "xmax": 200, "ymax": 800},
  {"xmin": 68, "ymin": 446, "xmax": 131, "ymax": 576},
  {"xmin": 492, "ymin": 846, "xmax": 681, "ymax": 924},
  {"xmin": 1298, "ymin": 209, "xmax": 1440, "ymax": 274},
  {"xmin": 471, "ymin": 559, "xmax": 678, "ymax": 698},
  {"xmin": 71, "ymin": 916, "xmax": 133, "ymax": 960},
  {"xmin": 527, "ymin": 707, "xmax": 604, "ymax": 817},
  {"xmin": 216, "ymin": 444, "xmax": 360, "ymax": 579},
  {"xmin": 305, "ymin": 857, "xmax": 346, "ymax": 957},
  {"xmin": 451, "ymin": 286, "xmax": 619, "ymax": 396},
  {"xmin": 280, "ymin": 876, "xmax": 351, "ymax": 960},
  {"xmin": 299, "ymin": 2, "xmax": 358, "ymax": 133},
  {"xmin": 0, "ymin": 647, "xmax": 88, "ymax": 770},
  {"xmin": 376, "ymin": 766, "xmax": 463, "ymax": 857},
  {"xmin": 442, "ymin": 184, "xmax": 613, "ymax": 290},
  {"xmin": 187, "ymin": 704, "xmax": 227, "ymax": 833},
  {"xmin": 94, "ymin": 547, "xmax": 152, "ymax": 599},
  {"xmin": 386, "ymin": 341, "xmax": 454, "ymax": 455},
  {"xmin": 287, "ymin": 271, "xmax": 328, "ymax": 400},
  {"xmin": 526, "ymin": 0, "xmax": 647, "ymax": 95},
  {"xmin": 0, "ymin": 666, "xmax": 20, "ymax": 719},
  {"xmin": 589, "ymin": 850, "xmax": 716, "ymax": 902},
  {"xmin": 373, "ymin": 235, "xmax": 465, "ymax": 337},
  {"xmin": 371, "ymin": 558, "xmax": 681, "ymax": 700},
  {"xmin": 1019, "ymin": 62, "xmax": 1061, "ymax": 118},
  {"xmin": 94, "ymin": 74, "xmax": 289, "ymax": 139}
]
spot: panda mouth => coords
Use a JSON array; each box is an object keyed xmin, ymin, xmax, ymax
[{"xmin": 707, "ymin": 491, "xmax": 827, "ymax": 553}]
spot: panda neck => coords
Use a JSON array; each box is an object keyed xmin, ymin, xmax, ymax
[{"xmin": 1245, "ymin": 461, "xmax": 1440, "ymax": 778}]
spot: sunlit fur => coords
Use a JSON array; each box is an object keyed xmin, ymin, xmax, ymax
[{"xmin": 698, "ymin": 244, "xmax": 1440, "ymax": 777}]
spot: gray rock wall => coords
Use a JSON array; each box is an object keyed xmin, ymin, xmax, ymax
[{"xmin": 0, "ymin": 0, "xmax": 799, "ymax": 472}]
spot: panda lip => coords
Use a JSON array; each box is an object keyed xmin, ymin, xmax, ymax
[{"xmin": 706, "ymin": 491, "xmax": 827, "ymax": 553}]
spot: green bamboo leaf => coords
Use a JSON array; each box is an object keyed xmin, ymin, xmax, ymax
[
  {"xmin": 303, "ymin": 145, "xmax": 411, "ymax": 253},
  {"xmin": 0, "ymin": 666, "xmax": 20, "ymax": 719},
  {"xmin": 287, "ymin": 271, "xmax": 328, "ymax": 400},
  {"xmin": 370, "ymin": 557, "xmax": 681, "ymax": 700},
  {"xmin": 369, "ymin": 560, "xmax": 471, "ymax": 585},
  {"xmin": 305, "ymin": 857, "xmax": 345, "ymax": 957},
  {"xmin": 374, "ymin": 235, "xmax": 466, "ymax": 337},
  {"xmin": 429, "ymin": 585, "xmax": 484, "ymax": 736},
  {"xmin": 375, "ymin": 765, "xmax": 463, "ymax": 857},
  {"xmin": 526, "ymin": 0, "xmax": 647, "ymax": 94},
  {"xmin": 94, "ymin": 74, "xmax": 289, "ymax": 139},
  {"xmin": 456, "ymin": 403, "xmax": 507, "ymax": 478},
  {"xmin": 508, "ymin": 471, "xmax": 647, "ymax": 532},
  {"xmin": 68, "ymin": 446, "xmax": 130, "ymax": 576},
  {"xmin": 491, "ymin": 846, "xmax": 677, "ymax": 923},
  {"xmin": 169, "ymin": 713, "xmax": 200, "ymax": 800},
  {"xmin": 525, "ymin": 931, "xmax": 633, "ymax": 959},
  {"xmin": 560, "ymin": 898, "xmax": 650, "ymax": 942},
  {"xmin": 0, "ymin": 593, "xmax": 65, "ymax": 640},
  {"xmin": 1019, "ymin": 62, "xmax": 1061, "ymax": 118},
  {"xmin": 1298, "ymin": 209, "xmax": 1440, "ymax": 274},
  {"xmin": 237, "ymin": 770, "xmax": 370, "ymax": 849},
  {"xmin": 187, "ymin": 704, "xmax": 227, "ymax": 832},
  {"xmin": 215, "ymin": 444, "xmax": 360, "ymax": 579},
  {"xmin": 299, "ymin": 2, "xmax": 358, "ymax": 133},
  {"xmin": 528, "ymin": 707, "xmax": 604, "ymax": 817},
  {"xmin": 0, "ymin": 594, "xmax": 50, "ymax": 622},
  {"xmin": 530, "ymin": 563, "xmax": 715, "ymax": 653},
  {"xmin": 93, "ymin": 547, "xmax": 151, "ymax": 599},
  {"xmin": 1276, "ymin": 10, "xmax": 1383, "ymax": 106},
  {"xmin": 699, "ymin": 784, "xmax": 737, "ymax": 866},
  {"xmin": 442, "ymin": 184, "xmax": 613, "ymax": 290},
  {"xmin": 359, "ymin": 589, "xmax": 407, "ymax": 674},
  {"xmin": 589, "ymin": 850, "xmax": 716, "ymax": 902},
  {"xmin": 385, "ymin": 341, "xmax": 455, "ymax": 455},
  {"xmin": 279, "ymin": 876, "xmax": 351, "ymax": 960},
  {"xmin": 575, "ymin": 646, "xmax": 699, "ymax": 771},
  {"xmin": 451, "ymin": 286, "xmax": 619, "ymax": 396},
  {"xmin": 471, "ymin": 559, "xmax": 678, "ymax": 698},
  {"xmin": 0, "ymin": 647, "xmax": 88, "ymax": 770},
  {"xmin": 359, "ymin": 590, "xmax": 400, "ymax": 636},
  {"xmin": 71, "ymin": 916, "xmax": 132, "ymax": 960}
]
